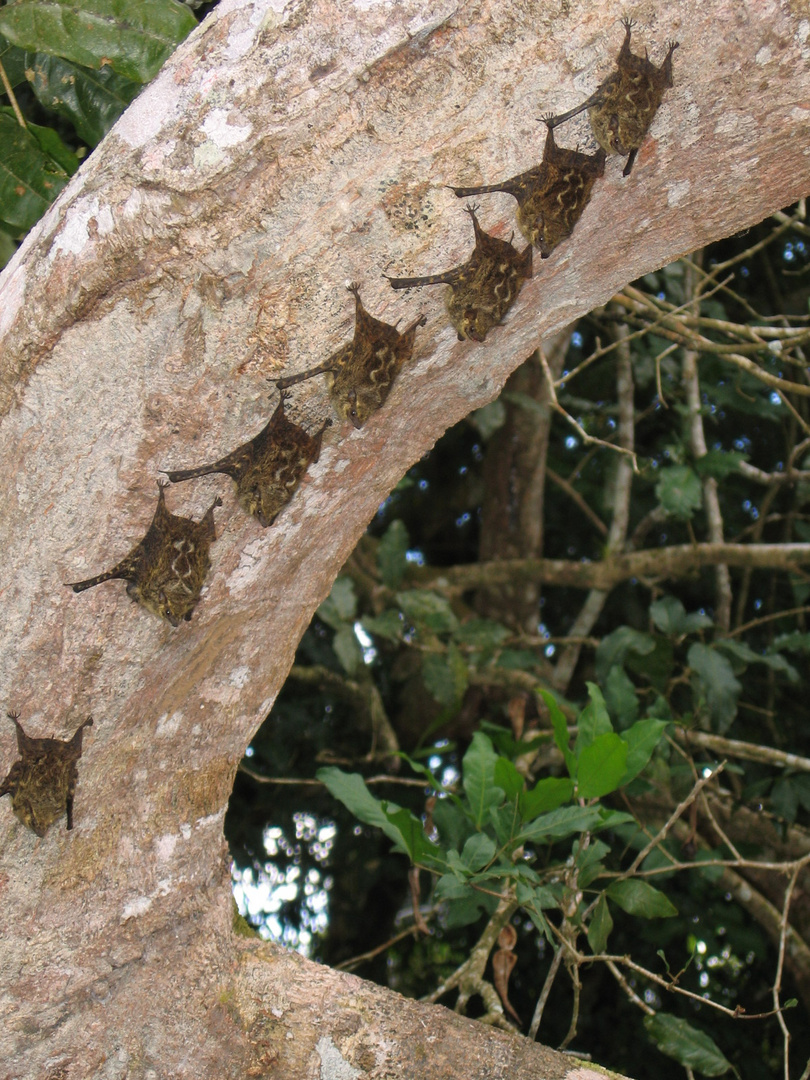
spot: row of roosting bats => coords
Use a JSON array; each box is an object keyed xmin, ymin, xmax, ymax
[{"xmin": 2, "ymin": 19, "xmax": 678, "ymax": 836}]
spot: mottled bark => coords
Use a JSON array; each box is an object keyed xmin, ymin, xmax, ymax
[{"xmin": 1, "ymin": 0, "xmax": 809, "ymax": 1075}]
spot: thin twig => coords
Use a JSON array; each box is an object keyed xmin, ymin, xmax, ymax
[
  {"xmin": 0, "ymin": 58, "xmax": 26, "ymax": 128},
  {"xmin": 528, "ymin": 944, "xmax": 564, "ymax": 1041},
  {"xmin": 237, "ymin": 765, "xmax": 430, "ymax": 788},
  {"xmin": 336, "ymin": 916, "xmax": 437, "ymax": 971},
  {"xmin": 727, "ymin": 605, "xmax": 810, "ymax": 637},
  {"xmin": 623, "ymin": 764, "xmax": 724, "ymax": 879},
  {"xmin": 538, "ymin": 347, "xmax": 640, "ymax": 470},
  {"xmin": 675, "ymin": 730, "xmax": 810, "ymax": 773},
  {"xmin": 605, "ymin": 959, "xmax": 655, "ymax": 1015}
]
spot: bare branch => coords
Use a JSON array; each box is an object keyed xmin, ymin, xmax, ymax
[{"xmin": 420, "ymin": 543, "xmax": 810, "ymax": 595}]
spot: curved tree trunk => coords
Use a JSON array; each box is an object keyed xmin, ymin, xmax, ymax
[{"xmin": 1, "ymin": 0, "xmax": 808, "ymax": 1075}]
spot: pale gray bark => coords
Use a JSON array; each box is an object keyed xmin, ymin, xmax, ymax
[{"xmin": 1, "ymin": 0, "xmax": 809, "ymax": 1075}]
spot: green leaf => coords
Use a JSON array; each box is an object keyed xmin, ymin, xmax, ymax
[
  {"xmin": 576, "ymin": 682, "xmax": 613, "ymax": 753},
  {"xmin": 694, "ymin": 449, "xmax": 748, "ymax": 481},
  {"xmin": 0, "ymin": 0, "xmax": 197, "ymax": 84},
  {"xmin": 688, "ymin": 643, "xmax": 741, "ymax": 732},
  {"xmin": 493, "ymin": 756, "xmax": 524, "ymax": 801},
  {"xmin": 395, "ymin": 590, "xmax": 459, "ymax": 634},
  {"xmin": 468, "ymin": 398, "xmax": 506, "ymax": 439},
  {"xmin": 577, "ymin": 732, "xmax": 628, "ymax": 798},
  {"xmin": 317, "ymin": 576, "xmax": 357, "ymax": 628},
  {"xmin": 691, "ymin": 848, "xmax": 725, "ymax": 884},
  {"xmin": 317, "ymin": 769, "xmax": 442, "ymax": 867},
  {"xmin": 0, "ymin": 109, "xmax": 70, "ymax": 229},
  {"xmin": 0, "ymin": 230, "xmax": 17, "ymax": 270},
  {"xmin": 361, "ymin": 610, "xmax": 404, "ymax": 642},
  {"xmin": 434, "ymin": 873, "xmax": 470, "ymax": 901},
  {"xmin": 517, "ymin": 805, "xmax": 605, "ymax": 844},
  {"xmin": 594, "ymin": 809, "xmax": 634, "ymax": 832},
  {"xmin": 595, "ymin": 625, "xmax": 656, "ymax": 684},
  {"xmin": 452, "ymin": 618, "xmax": 511, "ymax": 647},
  {"xmin": 650, "ymin": 596, "xmax": 713, "ymax": 636},
  {"xmin": 619, "ymin": 718, "xmax": 668, "ymax": 785},
  {"xmin": 587, "ymin": 893, "xmax": 613, "ymax": 953},
  {"xmin": 421, "ymin": 644, "xmax": 468, "ymax": 707},
  {"xmin": 606, "ymin": 879, "xmax": 678, "ymax": 918},
  {"xmin": 772, "ymin": 631, "xmax": 810, "ymax": 653},
  {"xmin": 575, "ymin": 838, "xmax": 610, "ymax": 887},
  {"xmin": 462, "ymin": 733, "xmax": 502, "ymax": 828},
  {"xmin": 656, "ymin": 464, "xmax": 702, "ymax": 519},
  {"xmin": 316, "ymin": 768, "xmax": 411, "ymax": 851},
  {"xmin": 460, "ymin": 832, "xmax": 496, "ymax": 871},
  {"xmin": 397, "ymin": 753, "xmax": 457, "ymax": 799},
  {"xmin": 540, "ymin": 690, "xmax": 577, "ymax": 778},
  {"xmin": 0, "ymin": 32, "xmax": 29, "ymax": 85},
  {"xmin": 625, "ymin": 635, "xmax": 674, "ymax": 693},
  {"xmin": 519, "ymin": 776, "xmax": 574, "ymax": 820},
  {"xmin": 515, "ymin": 882, "xmax": 557, "ymax": 940},
  {"xmin": 442, "ymin": 885, "xmax": 498, "ymax": 927},
  {"xmin": 603, "ymin": 665, "xmax": 639, "ymax": 727},
  {"xmin": 488, "ymin": 801, "xmax": 521, "ymax": 848},
  {"xmin": 377, "ymin": 519, "xmax": 409, "ymax": 588},
  {"xmin": 789, "ymin": 774, "xmax": 810, "ymax": 814},
  {"xmin": 771, "ymin": 776, "xmax": 799, "ymax": 823},
  {"xmin": 516, "ymin": 882, "xmax": 560, "ymax": 910},
  {"xmin": 332, "ymin": 624, "xmax": 363, "ymax": 675},
  {"xmin": 495, "ymin": 648, "xmax": 541, "ymax": 671},
  {"xmin": 481, "ymin": 721, "xmax": 545, "ymax": 760},
  {"xmin": 716, "ymin": 638, "xmax": 799, "ymax": 682},
  {"xmin": 25, "ymin": 117, "xmax": 79, "ymax": 174},
  {"xmin": 432, "ymin": 798, "xmax": 475, "ymax": 853},
  {"xmin": 25, "ymin": 51, "xmax": 141, "ymax": 145},
  {"xmin": 644, "ymin": 1013, "xmax": 732, "ymax": 1075},
  {"xmin": 381, "ymin": 805, "xmax": 443, "ymax": 866}
]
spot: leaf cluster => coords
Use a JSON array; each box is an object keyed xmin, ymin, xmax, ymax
[{"xmin": 0, "ymin": 0, "xmax": 199, "ymax": 262}]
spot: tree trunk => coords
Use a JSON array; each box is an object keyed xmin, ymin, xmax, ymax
[{"xmin": 1, "ymin": 0, "xmax": 808, "ymax": 1075}]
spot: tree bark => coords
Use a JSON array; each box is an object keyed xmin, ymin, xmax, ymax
[{"xmin": 1, "ymin": 0, "xmax": 808, "ymax": 1075}]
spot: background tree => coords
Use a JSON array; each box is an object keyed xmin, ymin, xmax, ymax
[{"xmin": 1, "ymin": 1, "xmax": 810, "ymax": 1077}]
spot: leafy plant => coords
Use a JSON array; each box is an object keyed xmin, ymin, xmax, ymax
[{"xmin": 0, "ymin": 0, "xmax": 198, "ymax": 261}]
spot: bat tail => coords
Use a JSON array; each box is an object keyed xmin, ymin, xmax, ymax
[
  {"xmin": 449, "ymin": 181, "xmax": 514, "ymax": 198},
  {"xmin": 65, "ymin": 565, "xmax": 131, "ymax": 592},
  {"xmin": 163, "ymin": 462, "xmax": 223, "ymax": 483},
  {"xmin": 275, "ymin": 365, "xmax": 332, "ymax": 390},
  {"xmin": 384, "ymin": 272, "xmax": 454, "ymax": 290}
]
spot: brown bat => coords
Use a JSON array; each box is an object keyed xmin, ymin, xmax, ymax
[
  {"xmin": 66, "ymin": 481, "xmax": 221, "ymax": 627},
  {"xmin": 164, "ymin": 390, "xmax": 331, "ymax": 527},
  {"xmin": 450, "ymin": 116, "xmax": 605, "ymax": 258},
  {"xmin": 275, "ymin": 284, "xmax": 426, "ymax": 429},
  {"xmin": 385, "ymin": 205, "xmax": 532, "ymax": 342},
  {"xmin": 1, "ymin": 712, "xmax": 93, "ymax": 836},
  {"xmin": 552, "ymin": 18, "xmax": 679, "ymax": 176}
]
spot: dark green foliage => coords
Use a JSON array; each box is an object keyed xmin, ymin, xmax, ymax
[
  {"xmin": 0, "ymin": 0, "xmax": 198, "ymax": 262},
  {"xmin": 226, "ymin": 207, "xmax": 810, "ymax": 1079},
  {"xmin": 0, "ymin": 0, "xmax": 196, "ymax": 84}
]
